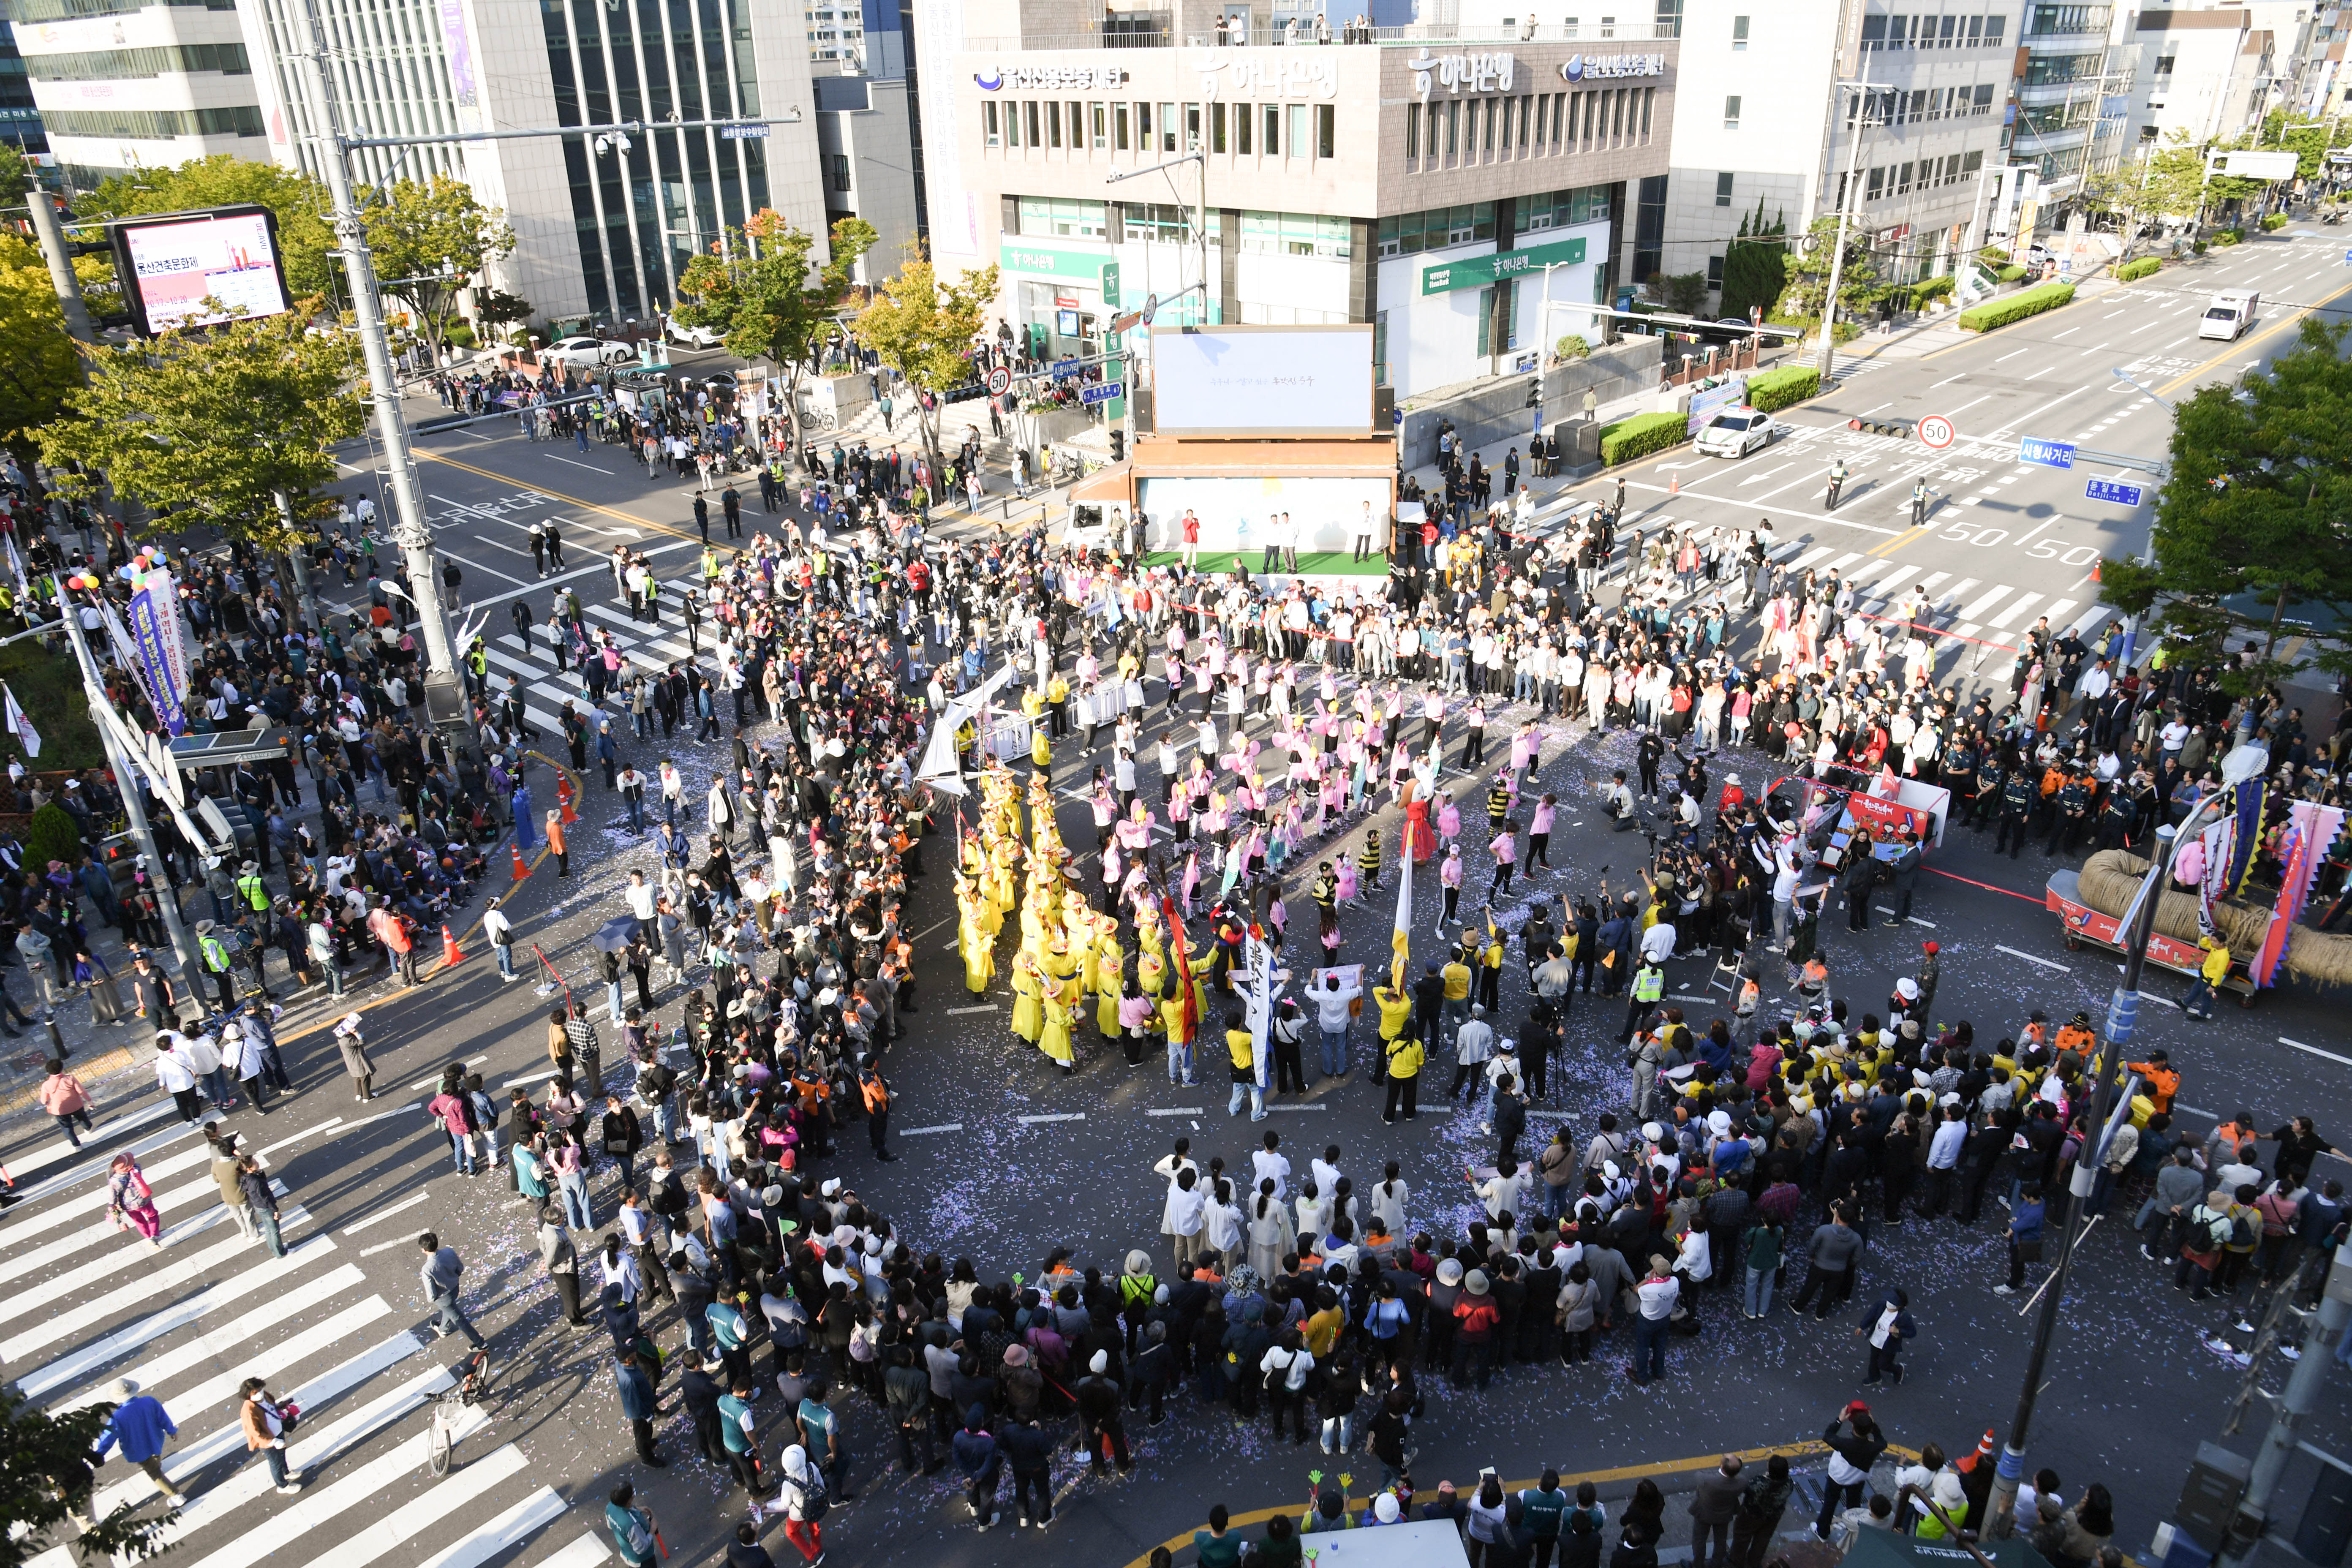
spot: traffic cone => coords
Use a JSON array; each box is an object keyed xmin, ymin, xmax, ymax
[
  {"xmin": 441, "ymin": 924, "xmax": 463, "ymax": 966},
  {"xmin": 557, "ymin": 776, "xmax": 579, "ymax": 825},
  {"xmin": 1669, "ymin": 472, "xmax": 1681, "ymax": 496},
  {"xmin": 2091, "ymin": 559, "xmax": 2102, "ymax": 583},
  {"xmin": 510, "ymin": 843, "xmax": 531, "ymax": 880}
]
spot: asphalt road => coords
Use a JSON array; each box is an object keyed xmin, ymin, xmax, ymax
[{"xmin": 8, "ymin": 260, "xmax": 2352, "ymax": 1568}]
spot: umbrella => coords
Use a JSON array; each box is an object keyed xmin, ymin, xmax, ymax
[{"xmin": 590, "ymin": 917, "xmax": 641, "ymax": 954}]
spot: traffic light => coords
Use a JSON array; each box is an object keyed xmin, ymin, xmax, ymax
[
  {"xmin": 1110, "ymin": 428, "xmax": 1125, "ymax": 461},
  {"xmin": 1525, "ymin": 381, "xmax": 1542, "ymax": 408}
]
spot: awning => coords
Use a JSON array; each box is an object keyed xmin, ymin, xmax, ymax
[{"xmin": 169, "ymin": 727, "xmax": 296, "ymax": 769}]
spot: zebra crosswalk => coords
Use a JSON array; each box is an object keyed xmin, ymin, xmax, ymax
[
  {"xmin": 1667, "ymin": 534, "xmax": 2117, "ymax": 676},
  {"xmin": 5, "ymin": 1124, "xmax": 609, "ymax": 1568}
]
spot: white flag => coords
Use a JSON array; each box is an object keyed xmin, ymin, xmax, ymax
[{"xmin": 3, "ymin": 681, "xmax": 40, "ymax": 759}]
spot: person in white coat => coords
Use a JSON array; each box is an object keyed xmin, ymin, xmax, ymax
[
  {"xmin": 1247, "ymin": 1183, "xmax": 1296, "ymax": 1279},
  {"xmin": 1369, "ymin": 1162, "xmax": 1410, "ymax": 1238}
]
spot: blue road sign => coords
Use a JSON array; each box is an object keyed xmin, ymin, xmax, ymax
[
  {"xmin": 2085, "ymin": 477, "xmax": 2145, "ymax": 506},
  {"xmin": 1051, "ymin": 357, "xmax": 1081, "ymax": 380},
  {"xmin": 2018, "ymin": 436, "xmax": 2077, "ymax": 469},
  {"xmin": 1080, "ymin": 381, "xmax": 1120, "ymax": 405}
]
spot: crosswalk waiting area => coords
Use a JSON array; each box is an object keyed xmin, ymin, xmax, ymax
[{"xmin": 5, "ymin": 1103, "xmax": 609, "ymax": 1568}]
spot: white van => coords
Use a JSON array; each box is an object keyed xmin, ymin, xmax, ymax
[{"xmin": 2199, "ymin": 290, "xmax": 2258, "ymax": 341}]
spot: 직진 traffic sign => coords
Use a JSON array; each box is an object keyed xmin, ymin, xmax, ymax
[{"xmin": 1916, "ymin": 414, "xmax": 1955, "ymax": 449}]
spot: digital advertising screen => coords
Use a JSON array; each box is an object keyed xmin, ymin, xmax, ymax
[
  {"xmin": 1150, "ymin": 325, "xmax": 1375, "ymax": 437},
  {"xmin": 108, "ymin": 204, "xmax": 294, "ymax": 336}
]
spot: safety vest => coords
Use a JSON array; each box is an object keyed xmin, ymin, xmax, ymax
[
  {"xmin": 200, "ymin": 935, "xmax": 232, "ymax": 974},
  {"xmin": 1632, "ymin": 964, "xmax": 1665, "ymax": 1003},
  {"xmin": 234, "ymin": 874, "xmax": 270, "ymax": 912}
]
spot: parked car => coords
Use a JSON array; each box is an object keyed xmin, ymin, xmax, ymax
[
  {"xmin": 543, "ymin": 335, "xmax": 638, "ymax": 367},
  {"xmin": 666, "ymin": 314, "xmax": 724, "ymax": 349},
  {"xmin": 1692, "ymin": 406, "xmax": 1782, "ymax": 459}
]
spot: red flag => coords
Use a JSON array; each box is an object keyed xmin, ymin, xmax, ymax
[{"xmin": 1162, "ymin": 893, "xmax": 1199, "ymax": 1045}]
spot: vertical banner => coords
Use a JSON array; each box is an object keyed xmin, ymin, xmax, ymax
[
  {"xmin": 124, "ymin": 567, "xmax": 191, "ymax": 736},
  {"xmin": 2255, "ymin": 802, "xmax": 2347, "ymax": 987},
  {"xmin": 439, "ymin": 0, "xmax": 484, "ymax": 132}
]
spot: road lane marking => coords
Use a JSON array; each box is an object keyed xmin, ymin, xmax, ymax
[{"xmin": 1995, "ymin": 945, "xmax": 2069, "ymax": 972}]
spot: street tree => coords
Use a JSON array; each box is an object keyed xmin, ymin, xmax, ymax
[
  {"xmin": 365, "ymin": 174, "xmax": 517, "ymax": 368},
  {"xmin": 673, "ymin": 213, "xmax": 876, "ymax": 422},
  {"xmin": 1717, "ymin": 200, "xmax": 1788, "ymax": 327},
  {"xmin": 853, "ymin": 247, "xmax": 998, "ymax": 484},
  {"xmin": 35, "ymin": 299, "xmax": 365, "ymax": 552},
  {"xmin": 0, "ymin": 1386, "xmax": 176, "ymax": 1568},
  {"xmin": 84, "ymin": 156, "xmax": 339, "ymax": 300},
  {"xmin": 0, "ymin": 236, "xmax": 83, "ymax": 458},
  {"xmin": 1770, "ymin": 215, "xmax": 1884, "ymax": 343},
  {"xmin": 1640, "ymin": 270, "xmax": 1710, "ymax": 316},
  {"xmin": 2099, "ymin": 316, "xmax": 2352, "ymax": 697}
]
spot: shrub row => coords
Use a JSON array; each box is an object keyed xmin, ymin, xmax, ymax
[
  {"xmin": 1599, "ymin": 411, "xmax": 1688, "ymax": 466},
  {"xmin": 1957, "ymin": 281, "xmax": 2077, "ymax": 332},
  {"xmin": 1746, "ymin": 365, "xmax": 1821, "ymax": 413},
  {"xmin": 2115, "ymin": 257, "xmax": 2161, "ymax": 282}
]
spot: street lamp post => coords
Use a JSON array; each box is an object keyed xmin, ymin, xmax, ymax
[
  {"xmin": 1986, "ymin": 741, "xmax": 2270, "ymax": 1536},
  {"xmin": 1816, "ymin": 79, "xmax": 1881, "ymax": 384}
]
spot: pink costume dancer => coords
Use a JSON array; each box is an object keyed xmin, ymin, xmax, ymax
[
  {"xmin": 108, "ymin": 1153, "xmax": 162, "ymax": 1246},
  {"xmin": 1436, "ymin": 793, "xmax": 1462, "ymax": 843},
  {"xmin": 1335, "ymin": 858, "xmax": 1360, "ymax": 905}
]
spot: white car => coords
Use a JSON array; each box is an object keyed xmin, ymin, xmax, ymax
[
  {"xmin": 667, "ymin": 315, "xmax": 724, "ymax": 349},
  {"xmin": 542, "ymin": 335, "xmax": 638, "ymax": 367},
  {"xmin": 1693, "ymin": 406, "xmax": 1781, "ymax": 458}
]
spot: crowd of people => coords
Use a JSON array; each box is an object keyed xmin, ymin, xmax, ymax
[{"xmin": 7, "ymin": 390, "xmax": 2350, "ymax": 1568}]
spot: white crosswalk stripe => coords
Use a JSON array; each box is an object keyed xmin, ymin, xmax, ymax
[{"xmin": 1, "ymin": 1144, "xmax": 593, "ymax": 1568}]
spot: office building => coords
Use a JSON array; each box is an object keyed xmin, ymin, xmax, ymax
[
  {"xmin": 8, "ymin": 0, "xmax": 263, "ymax": 191},
  {"xmin": 807, "ymin": 0, "xmax": 866, "ymax": 67},
  {"xmin": 1652, "ymin": 0, "xmax": 2017, "ymax": 315},
  {"xmin": 814, "ymin": 69, "xmax": 920, "ymax": 281},
  {"xmin": 0, "ymin": 21, "xmax": 49, "ymax": 172},
  {"xmin": 236, "ymin": 0, "xmax": 828, "ymax": 324},
  {"xmin": 2125, "ymin": 5, "xmax": 2310, "ymax": 154},
  {"xmin": 2012, "ymin": 1, "xmax": 2129, "ymax": 199},
  {"xmin": 917, "ymin": 0, "xmax": 1680, "ymax": 402}
]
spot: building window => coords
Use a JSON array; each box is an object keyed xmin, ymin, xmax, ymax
[
  {"xmin": 2024, "ymin": 52, "xmax": 2100, "ymax": 87},
  {"xmin": 1481, "ymin": 96, "xmax": 1495, "ymax": 154},
  {"xmin": 1267, "ymin": 103, "xmax": 1282, "ymax": 155},
  {"xmin": 1185, "ymin": 102, "xmax": 1201, "ymax": 151},
  {"xmin": 1963, "ymin": 150, "xmax": 1985, "ymax": 175},
  {"xmin": 1015, "ymin": 196, "xmax": 1107, "ymax": 237},
  {"xmin": 1317, "ymin": 103, "xmax": 1335, "ymax": 158},
  {"xmin": 1159, "ymin": 101, "xmax": 1177, "ymax": 151},
  {"xmin": 1895, "ymin": 161, "xmax": 1913, "ymax": 195},
  {"xmin": 825, "ymin": 152, "xmax": 849, "ymax": 192},
  {"xmin": 1024, "ymin": 101, "xmax": 1040, "ymax": 145},
  {"xmin": 1211, "ymin": 101, "xmax": 1226, "ymax": 153},
  {"xmin": 1866, "ymin": 166, "xmax": 1884, "ymax": 202},
  {"xmin": 2027, "ymin": 4, "xmax": 2110, "ymax": 36},
  {"xmin": 1241, "ymin": 210, "xmax": 1351, "ymax": 257},
  {"xmin": 1377, "ymin": 201, "xmax": 1497, "ymax": 256},
  {"xmin": 1509, "ymin": 184, "xmax": 1611, "ymax": 234},
  {"xmin": 1706, "ymin": 255, "xmax": 1724, "ymax": 289},
  {"xmin": 1641, "ymin": 85, "xmax": 1654, "ymax": 138},
  {"xmin": 1238, "ymin": 102, "xmax": 1253, "ymax": 154},
  {"xmin": 1289, "ymin": 103, "xmax": 1309, "ymax": 158},
  {"xmin": 1047, "ymin": 101, "xmax": 1062, "ymax": 148},
  {"xmin": 1115, "ymin": 101, "xmax": 1130, "ymax": 150},
  {"xmin": 1445, "ymin": 99, "xmax": 1458, "ymax": 159},
  {"xmin": 1091, "ymin": 101, "xmax": 1106, "ymax": 148},
  {"xmin": 1406, "ymin": 100, "xmax": 1418, "ymax": 161},
  {"xmin": 1124, "ymin": 202, "xmax": 1219, "ymax": 244},
  {"xmin": 1714, "ymin": 171, "xmax": 1733, "ymax": 207},
  {"xmin": 1373, "ymin": 310, "xmax": 1388, "ymax": 386},
  {"xmin": 984, "ymin": 101, "xmax": 1000, "ymax": 147},
  {"xmin": 1731, "ymin": 14, "xmax": 1747, "ymax": 48}
]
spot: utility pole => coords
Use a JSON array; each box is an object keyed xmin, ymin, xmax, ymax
[
  {"xmin": 295, "ymin": 0, "xmax": 466, "ymax": 744},
  {"xmin": 25, "ymin": 189, "xmax": 98, "ymax": 351},
  {"xmin": 1817, "ymin": 78, "xmax": 1879, "ymax": 384},
  {"xmin": 2213, "ymin": 1249, "xmax": 2352, "ymax": 1568}
]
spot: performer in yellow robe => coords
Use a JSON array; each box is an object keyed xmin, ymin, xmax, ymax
[
  {"xmin": 1094, "ymin": 921, "xmax": 1125, "ymax": 1037},
  {"xmin": 1039, "ymin": 976, "xmax": 1076, "ymax": 1072},
  {"xmin": 1136, "ymin": 945, "xmax": 1165, "ymax": 999},
  {"xmin": 1009, "ymin": 957, "xmax": 1044, "ymax": 1044}
]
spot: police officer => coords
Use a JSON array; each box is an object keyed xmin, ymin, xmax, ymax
[
  {"xmin": 2048, "ymin": 773, "xmax": 2092, "ymax": 857},
  {"xmin": 1825, "ymin": 459, "xmax": 1849, "ymax": 511},
  {"xmin": 1993, "ymin": 767, "xmax": 2036, "ymax": 858},
  {"xmin": 1622, "ymin": 959, "xmax": 1665, "ymax": 1045},
  {"xmin": 196, "ymin": 918, "xmax": 239, "ymax": 1010},
  {"xmin": 2095, "ymin": 776, "xmax": 2138, "ymax": 851},
  {"xmin": 233, "ymin": 860, "xmax": 271, "ymax": 918},
  {"xmin": 1910, "ymin": 477, "xmax": 1930, "ymax": 527}
]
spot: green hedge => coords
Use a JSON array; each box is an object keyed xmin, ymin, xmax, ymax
[
  {"xmin": 1746, "ymin": 365, "xmax": 1821, "ymax": 413},
  {"xmin": 1910, "ymin": 275, "xmax": 1957, "ymax": 302},
  {"xmin": 2192, "ymin": 240, "xmax": 2209, "ymax": 255},
  {"xmin": 1957, "ymin": 281, "xmax": 2077, "ymax": 332},
  {"xmin": 1599, "ymin": 411, "xmax": 1689, "ymax": 466},
  {"xmin": 2115, "ymin": 257, "xmax": 2161, "ymax": 282},
  {"xmin": 2260, "ymin": 213, "xmax": 2289, "ymax": 232},
  {"xmin": 2215, "ymin": 227, "xmax": 2246, "ymax": 246},
  {"xmin": 1996, "ymin": 264, "xmax": 2029, "ymax": 283}
]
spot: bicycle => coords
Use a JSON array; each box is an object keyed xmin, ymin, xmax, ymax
[
  {"xmin": 425, "ymin": 1349, "xmax": 495, "ymax": 1476},
  {"xmin": 798, "ymin": 408, "xmax": 836, "ymax": 431}
]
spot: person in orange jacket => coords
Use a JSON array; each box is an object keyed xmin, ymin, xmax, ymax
[{"xmin": 545, "ymin": 808, "xmax": 569, "ymax": 877}]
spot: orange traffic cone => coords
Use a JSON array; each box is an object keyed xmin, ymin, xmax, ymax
[
  {"xmin": 1669, "ymin": 472, "xmax": 1681, "ymax": 496},
  {"xmin": 510, "ymin": 843, "xmax": 531, "ymax": 880},
  {"xmin": 2091, "ymin": 559, "xmax": 2102, "ymax": 583},
  {"xmin": 557, "ymin": 776, "xmax": 579, "ymax": 825},
  {"xmin": 441, "ymin": 923, "xmax": 463, "ymax": 966}
]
